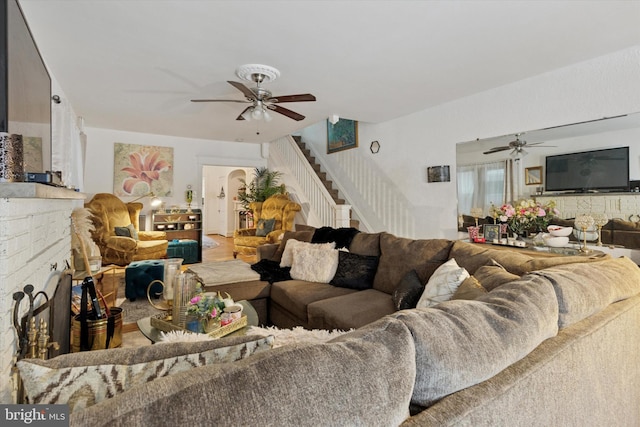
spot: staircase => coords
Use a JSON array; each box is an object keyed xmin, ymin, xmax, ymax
[
  {"xmin": 291, "ymin": 136, "xmax": 359, "ymax": 229},
  {"xmin": 269, "ymin": 135, "xmax": 355, "ymax": 229},
  {"xmin": 292, "ymin": 136, "xmax": 343, "ymax": 204}
]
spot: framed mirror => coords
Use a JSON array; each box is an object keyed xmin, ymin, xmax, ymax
[{"xmin": 525, "ymin": 166, "xmax": 542, "ymax": 185}]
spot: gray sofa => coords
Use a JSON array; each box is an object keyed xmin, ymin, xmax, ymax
[{"xmin": 17, "ymin": 231, "xmax": 640, "ymax": 426}]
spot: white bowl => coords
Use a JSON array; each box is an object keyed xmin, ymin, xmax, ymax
[
  {"xmin": 544, "ymin": 235, "xmax": 569, "ymax": 247},
  {"xmin": 547, "ymin": 225, "xmax": 573, "ymax": 237}
]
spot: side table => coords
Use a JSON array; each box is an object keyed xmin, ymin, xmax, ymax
[{"xmin": 136, "ymin": 300, "xmax": 258, "ymax": 344}]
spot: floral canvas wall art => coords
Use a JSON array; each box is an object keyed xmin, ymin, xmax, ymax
[{"xmin": 113, "ymin": 142, "xmax": 173, "ymax": 197}]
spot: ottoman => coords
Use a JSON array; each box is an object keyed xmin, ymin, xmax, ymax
[
  {"xmin": 125, "ymin": 260, "xmax": 165, "ymax": 301},
  {"xmin": 167, "ymin": 239, "xmax": 199, "ymax": 264}
]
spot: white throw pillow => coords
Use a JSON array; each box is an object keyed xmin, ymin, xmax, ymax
[
  {"xmin": 289, "ymin": 244, "xmax": 340, "ymax": 283},
  {"xmin": 416, "ymin": 258, "xmax": 470, "ymax": 308},
  {"xmin": 280, "ymin": 239, "xmax": 335, "ymax": 268}
]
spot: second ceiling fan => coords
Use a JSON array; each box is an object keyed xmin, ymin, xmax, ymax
[
  {"xmin": 483, "ymin": 134, "xmax": 556, "ymax": 157},
  {"xmin": 191, "ymin": 64, "xmax": 316, "ymax": 122}
]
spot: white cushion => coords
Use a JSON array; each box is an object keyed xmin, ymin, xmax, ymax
[
  {"xmin": 416, "ymin": 258, "xmax": 470, "ymax": 308},
  {"xmin": 289, "ymin": 244, "xmax": 339, "ymax": 283},
  {"xmin": 280, "ymin": 239, "xmax": 335, "ymax": 268}
]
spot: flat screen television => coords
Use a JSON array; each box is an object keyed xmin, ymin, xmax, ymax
[
  {"xmin": 545, "ymin": 146, "xmax": 629, "ymax": 193},
  {"xmin": 1, "ymin": 0, "xmax": 52, "ymax": 174}
]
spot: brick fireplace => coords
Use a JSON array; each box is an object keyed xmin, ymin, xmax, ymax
[{"xmin": 0, "ymin": 183, "xmax": 84, "ymax": 403}]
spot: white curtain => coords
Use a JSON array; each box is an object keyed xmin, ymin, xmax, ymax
[
  {"xmin": 457, "ymin": 160, "xmax": 506, "ymax": 216},
  {"xmin": 52, "ymin": 99, "xmax": 85, "ymax": 190}
]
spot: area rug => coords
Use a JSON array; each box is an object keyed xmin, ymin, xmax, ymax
[
  {"xmin": 202, "ymin": 235, "xmax": 220, "ymax": 249},
  {"xmin": 110, "ymin": 271, "xmax": 164, "ymax": 329}
]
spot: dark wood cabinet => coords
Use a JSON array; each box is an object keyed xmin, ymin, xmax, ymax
[{"xmin": 152, "ymin": 209, "xmax": 202, "ymax": 262}]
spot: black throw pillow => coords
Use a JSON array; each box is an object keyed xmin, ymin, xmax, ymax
[
  {"xmin": 392, "ymin": 269, "xmax": 424, "ymax": 310},
  {"xmin": 312, "ymin": 226, "xmax": 360, "ymax": 249},
  {"xmin": 330, "ymin": 251, "xmax": 379, "ymax": 290}
]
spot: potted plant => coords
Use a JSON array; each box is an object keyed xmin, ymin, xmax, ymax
[{"xmin": 237, "ymin": 167, "xmax": 286, "ymax": 210}]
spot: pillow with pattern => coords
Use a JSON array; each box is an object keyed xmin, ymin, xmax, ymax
[
  {"xmin": 416, "ymin": 258, "xmax": 470, "ymax": 308},
  {"xmin": 17, "ymin": 335, "xmax": 273, "ymax": 412},
  {"xmin": 392, "ymin": 269, "xmax": 424, "ymax": 310},
  {"xmin": 255, "ymin": 218, "xmax": 276, "ymax": 237},
  {"xmin": 330, "ymin": 251, "xmax": 379, "ymax": 290}
]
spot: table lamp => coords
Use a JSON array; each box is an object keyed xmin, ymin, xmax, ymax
[{"xmin": 131, "ymin": 191, "xmax": 162, "ymax": 207}]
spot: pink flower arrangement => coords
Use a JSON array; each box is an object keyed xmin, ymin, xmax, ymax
[
  {"xmin": 187, "ymin": 292, "xmax": 224, "ymax": 321},
  {"xmin": 491, "ymin": 199, "xmax": 558, "ymax": 235}
]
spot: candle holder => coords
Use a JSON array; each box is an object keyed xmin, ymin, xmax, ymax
[
  {"xmin": 592, "ymin": 213, "xmax": 609, "ymax": 247},
  {"xmin": 470, "ymin": 207, "xmax": 483, "ymax": 227},
  {"xmin": 574, "ymin": 214, "xmax": 595, "ymax": 254}
]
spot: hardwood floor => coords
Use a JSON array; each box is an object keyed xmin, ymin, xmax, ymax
[{"xmin": 201, "ymin": 234, "xmax": 257, "ymax": 264}]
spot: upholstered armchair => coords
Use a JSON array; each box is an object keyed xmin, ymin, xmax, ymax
[
  {"xmin": 85, "ymin": 193, "xmax": 169, "ymax": 266},
  {"xmin": 233, "ymin": 194, "xmax": 301, "ymax": 258}
]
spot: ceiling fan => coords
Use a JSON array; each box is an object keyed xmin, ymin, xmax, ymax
[
  {"xmin": 483, "ymin": 134, "xmax": 556, "ymax": 157},
  {"xmin": 191, "ymin": 64, "xmax": 316, "ymax": 122}
]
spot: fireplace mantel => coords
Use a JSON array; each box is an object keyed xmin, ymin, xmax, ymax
[{"xmin": 0, "ymin": 182, "xmax": 86, "ymax": 199}]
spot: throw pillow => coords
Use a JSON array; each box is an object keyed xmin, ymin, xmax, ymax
[
  {"xmin": 311, "ymin": 226, "xmax": 360, "ymax": 249},
  {"xmin": 474, "ymin": 259, "xmax": 520, "ymax": 291},
  {"xmin": 330, "ymin": 251, "xmax": 379, "ymax": 290},
  {"xmin": 126, "ymin": 223, "xmax": 139, "ymax": 240},
  {"xmin": 255, "ymin": 218, "xmax": 276, "ymax": 237},
  {"xmin": 271, "ymin": 230, "xmax": 314, "ymax": 263},
  {"xmin": 392, "ymin": 269, "xmax": 424, "ymax": 310},
  {"xmin": 451, "ymin": 276, "xmax": 488, "ymax": 300},
  {"xmin": 289, "ymin": 244, "xmax": 339, "ymax": 283},
  {"xmin": 17, "ymin": 336, "xmax": 273, "ymax": 413},
  {"xmin": 279, "ymin": 239, "xmax": 335, "ymax": 268},
  {"xmin": 416, "ymin": 258, "xmax": 470, "ymax": 308},
  {"xmin": 114, "ymin": 226, "xmax": 131, "ymax": 237}
]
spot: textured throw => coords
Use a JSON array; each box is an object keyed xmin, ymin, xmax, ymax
[
  {"xmin": 187, "ymin": 259, "xmax": 260, "ymax": 286},
  {"xmin": 17, "ymin": 335, "xmax": 273, "ymax": 412}
]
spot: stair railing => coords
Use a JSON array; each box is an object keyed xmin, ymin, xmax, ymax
[{"xmin": 270, "ymin": 135, "xmax": 351, "ymax": 228}]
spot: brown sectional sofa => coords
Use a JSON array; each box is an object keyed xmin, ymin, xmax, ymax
[{"xmin": 260, "ymin": 231, "xmax": 609, "ymax": 331}]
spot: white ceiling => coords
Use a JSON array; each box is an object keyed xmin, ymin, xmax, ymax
[{"xmin": 18, "ymin": 0, "xmax": 640, "ymax": 144}]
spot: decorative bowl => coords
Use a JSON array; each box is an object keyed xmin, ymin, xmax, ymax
[
  {"xmin": 547, "ymin": 225, "xmax": 573, "ymax": 237},
  {"xmin": 543, "ymin": 235, "xmax": 569, "ymax": 247}
]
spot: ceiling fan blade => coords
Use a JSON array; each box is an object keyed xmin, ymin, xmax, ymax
[
  {"xmin": 191, "ymin": 99, "xmax": 250, "ymax": 103},
  {"xmin": 483, "ymin": 146, "xmax": 511, "ymax": 155},
  {"xmin": 236, "ymin": 106, "xmax": 252, "ymax": 121},
  {"xmin": 268, "ymin": 104, "xmax": 305, "ymax": 121},
  {"xmin": 268, "ymin": 94, "xmax": 316, "ymax": 103},
  {"xmin": 227, "ymin": 81, "xmax": 256, "ymax": 99}
]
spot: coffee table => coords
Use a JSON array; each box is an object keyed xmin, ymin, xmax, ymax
[{"xmin": 136, "ymin": 299, "xmax": 258, "ymax": 344}]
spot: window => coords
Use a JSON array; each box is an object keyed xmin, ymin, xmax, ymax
[{"xmin": 457, "ymin": 161, "xmax": 506, "ymax": 216}]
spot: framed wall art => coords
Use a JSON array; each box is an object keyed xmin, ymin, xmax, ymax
[
  {"xmin": 113, "ymin": 142, "xmax": 174, "ymax": 197},
  {"xmin": 483, "ymin": 224, "xmax": 501, "ymax": 242},
  {"xmin": 525, "ymin": 166, "xmax": 543, "ymax": 185},
  {"xmin": 327, "ymin": 118, "xmax": 358, "ymax": 153},
  {"xmin": 427, "ymin": 165, "xmax": 450, "ymax": 182}
]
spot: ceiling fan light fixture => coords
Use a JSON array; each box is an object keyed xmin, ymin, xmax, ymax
[
  {"xmin": 263, "ymin": 109, "xmax": 273, "ymax": 122},
  {"xmin": 251, "ymin": 107, "xmax": 263, "ymax": 120}
]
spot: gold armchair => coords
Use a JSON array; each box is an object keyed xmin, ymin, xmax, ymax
[
  {"xmin": 85, "ymin": 193, "xmax": 169, "ymax": 266},
  {"xmin": 233, "ymin": 194, "xmax": 301, "ymax": 258}
]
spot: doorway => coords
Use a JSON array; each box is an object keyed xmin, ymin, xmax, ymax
[{"xmin": 202, "ymin": 165, "xmax": 254, "ymax": 236}]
